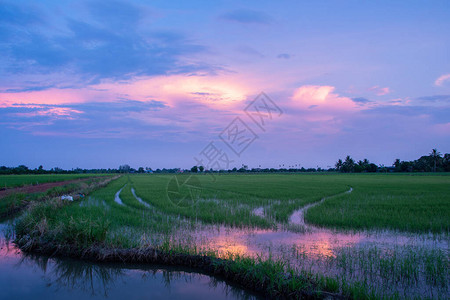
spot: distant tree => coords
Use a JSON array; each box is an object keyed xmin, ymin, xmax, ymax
[
  {"xmin": 199, "ymin": 165, "xmax": 204, "ymax": 172},
  {"xmin": 354, "ymin": 161, "xmax": 363, "ymax": 173},
  {"xmin": 191, "ymin": 166, "xmax": 198, "ymax": 173},
  {"xmin": 119, "ymin": 165, "xmax": 131, "ymax": 173},
  {"xmin": 335, "ymin": 159, "xmax": 343, "ymax": 171},
  {"xmin": 37, "ymin": 165, "xmax": 45, "ymax": 174},
  {"xmin": 393, "ymin": 159, "xmax": 401, "ymax": 171},
  {"xmin": 341, "ymin": 156, "xmax": 355, "ymax": 173},
  {"xmin": 14, "ymin": 165, "xmax": 29, "ymax": 174},
  {"xmin": 138, "ymin": 167, "xmax": 145, "ymax": 173},
  {"xmin": 367, "ymin": 163, "xmax": 378, "ymax": 172},
  {"xmin": 53, "ymin": 167, "xmax": 64, "ymax": 173},
  {"xmin": 429, "ymin": 149, "xmax": 441, "ymax": 172},
  {"xmin": 443, "ymin": 154, "xmax": 450, "ymax": 172}
]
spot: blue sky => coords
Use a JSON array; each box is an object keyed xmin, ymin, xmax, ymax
[{"xmin": 1, "ymin": 0, "xmax": 449, "ymax": 169}]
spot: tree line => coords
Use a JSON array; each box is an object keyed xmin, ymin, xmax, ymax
[
  {"xmin": 392, "ymin": 149, "xmax": 450, "ymax": 172},
  {"xmin": 335, "ymin": 149, "xmax": 450, "ymax": 173},
  {"xmin": 1, "ymin": 149, "xmax": 448, "ymax": 175}
]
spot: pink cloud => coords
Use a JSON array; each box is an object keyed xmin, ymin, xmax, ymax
[
  {"xmin": 272, "ymin": 85, "xmax": 362, "ymax": 139},
  {"xmin": 0, "ymin": 87, "xmax": 108, "ymax": 108},
  {"xmin": 369, "ymin": 85, "xmax": 391, "ymax": 96},
  {"xmin": 12, "ymin": 104, "xmax": 83, "ymax": 118},
  {"xmin": 434, "ymin": 74, "xmax": 450, "ymax": 86},
  {"xmin": 433, "ymin": 122, "xmax": 450, "ymax": 135},
  {"xmin": 92, "ymin": 74, "xmax": 253, "ymax": 110},
  {"xmin": 291, "ymin": 85, "xmax": 358, "ymax": 112},
  {"xmin": 0, "ymin": 74, "xmax": 265, "ymax": 140}
]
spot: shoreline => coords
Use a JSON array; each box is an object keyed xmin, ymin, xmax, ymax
[{"xmin": 14, "ymin": 236, "xmax": 344, "ymax": 300}]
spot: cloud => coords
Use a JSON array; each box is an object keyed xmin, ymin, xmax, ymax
[
  {"xmin": 3, "ymin": 85, "xmax": 56, "ymax": 93},
  {"xmin": 277, "ymin": 53, "xmax": 291, "ymax": 59},
  {"xmin": 351, "ymin": 97, "xmax": 372, "ymax": 105},
  {"xmin": 0, "ymin": 72, "xmax": 255, "ymax": 140},
  {"xmin": 92, "ymin": 74, "xmax": 251, "ymax": 109},
  {"xmin": 369, "ymin": 86, "xmax": 391, "ymax": 96},
  {"xmin": 0, "ymin": 99, "xmax": 171, "ymax": 139},
  {"xmin": 416, "ymin": 95, "xmax": 450, "ymax": 102},
  {"xmin": 0, "ymin": 1, "xmax": 213, "ymax": 85},
  {"xmin": 291, "ymin": 85, "xmax": 357, "ymax": 111},
  {"xmin": 434, "ymin": 74, "xmax": 450, "ymax": 86},
  {"xmin": 4, "ymin": 100, "xmax": 166, "ymax": 119},
  {"xmin": 220, "ymin": 9, "xmax": 272, "ymax": 24}
]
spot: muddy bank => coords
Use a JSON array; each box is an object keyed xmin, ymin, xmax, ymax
[
  {"xmin": 14, "ymin": 236, "xmax": 343, "ymax": 300},
  {"xmin": 0, "ymin": 177, "xmax": 106, "ymax": 198}
]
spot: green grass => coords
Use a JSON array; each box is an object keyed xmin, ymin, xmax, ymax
[
  {"xmin": 131, "ymin": 173, "xmax": 349, "ymax": 228},
  {"xmin": 118, "ymin": 173, "xmax": 450, "ymax": 233},
  {"xmin": 0, "ymin": 176, "xmax": 114, "ymax": 217},
  {"xmin": 17, "ymin": 173, "xmax": 448, "ymax": 235},
  {"xmin": 0, "ymin": 174, "xmax": 108, "ymax": 189},
  {"xmin": 305, "ymin": 173, "xmax": 450, "ymax": 233}
]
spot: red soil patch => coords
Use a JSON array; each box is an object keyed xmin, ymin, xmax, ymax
[{"xmin": 0, "ymin": 178, "xmax": 98, "ymax": 198}]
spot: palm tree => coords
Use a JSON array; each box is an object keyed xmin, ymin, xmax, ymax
[
  {"xmin": 429, "ymin": 149, "xmax": 441, "ymax": 172},
  {"xmin": 393, "ymin": 159, "xmax": 401, "ymax": 170},
  {"xmin": 343, "ymin": 155, "xmax": 355, "ymax": 172},
  {"xmin": 335, "ymin": 159, "xmax": 343, "ymax": 171}
]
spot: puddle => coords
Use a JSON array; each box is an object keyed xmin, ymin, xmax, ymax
[
  {"xmin": 131, "ymin": 187, "xmax": 151, "ymax": 208},
  {"xmin": 251, "ymin": 207, "xmax": 264, "ymax": 218},
  {"xmin": 191, "ymin": 224, "xmax": 448, "ymax": 260},
  {"xmin": 114, "ymin": 185, "xmax": 126, "ymax": 205}
]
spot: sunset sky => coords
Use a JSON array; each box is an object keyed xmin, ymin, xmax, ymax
[{"xmin": 1, "ymin": 0, "xmax": 449, "ymax": 170}]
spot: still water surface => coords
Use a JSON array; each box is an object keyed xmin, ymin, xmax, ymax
[{"xmin": 0, "ymin": 222, "xmax": 258, "ymax": 300}]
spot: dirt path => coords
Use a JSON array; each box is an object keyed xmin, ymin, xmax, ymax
[{"xmin": 0, "ymin": 177, "xmax": 102, "ymax": 198}]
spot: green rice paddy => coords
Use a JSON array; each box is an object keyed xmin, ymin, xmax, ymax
[{"xmin": 12, "ymin": 173, "xmax": 450, "ymax": 299}]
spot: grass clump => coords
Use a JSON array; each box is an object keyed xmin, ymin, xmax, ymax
[{"xmin": 15, "ymin": 199, "xmax": 110, "ymax": 250}]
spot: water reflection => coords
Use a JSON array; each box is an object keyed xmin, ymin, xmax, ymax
[
  {"xmin": 187, "ymin": 222, "xmax": 449, "ymax": 299},
  {"xmin": 0, "ymin": 222, "xmax": 259, "ymax": 300},
  {"xmin": 21, "ymin": 254, "xmax": 124, "ymax": 296},
  {"xmin": 193, "ymin": 224, "xmax": 448, "ymax": 261}
]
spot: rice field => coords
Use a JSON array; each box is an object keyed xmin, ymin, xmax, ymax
[
  {"xmin": 0, "ymin": 175, "xmax": 115, "ymax": 217},
  {"xmin": 13, "ymin": 173, "xmax": 450, "ymax": 299},
  {"xmin": 0, "ymin": 174, "xmax": 106, "ymax": 189}
]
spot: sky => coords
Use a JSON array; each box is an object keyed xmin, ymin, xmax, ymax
[{"xmin": 1, "ymin": 0, "xmax": 449, "ymax": 170}]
